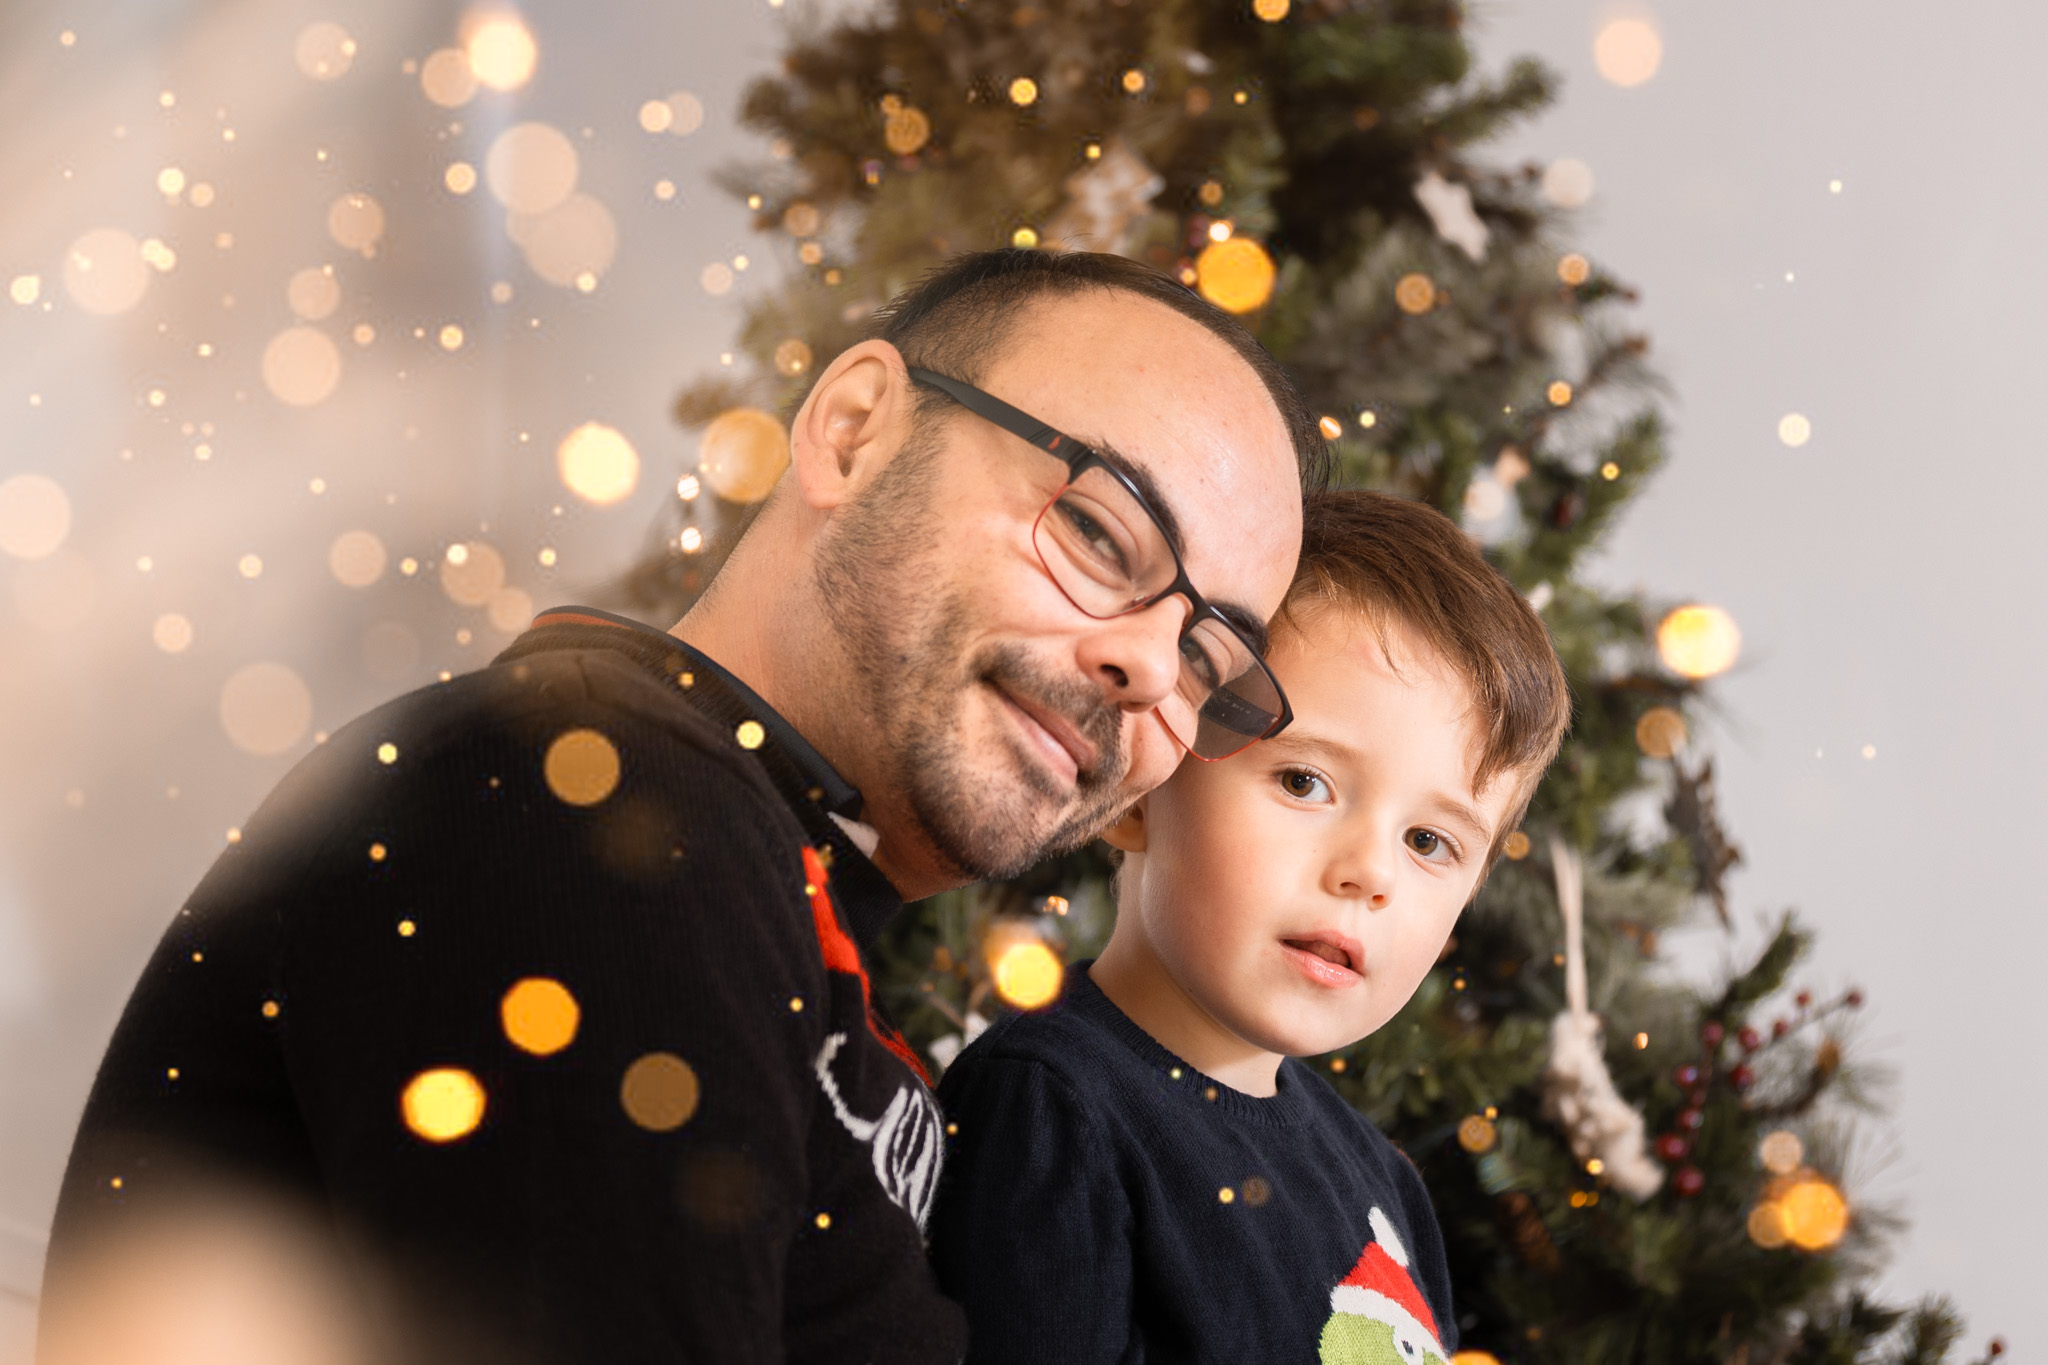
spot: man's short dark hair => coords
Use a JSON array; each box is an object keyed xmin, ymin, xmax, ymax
[{"xmin": 871, "ymin": 249, "xmax": 1330, "ymax": 493}]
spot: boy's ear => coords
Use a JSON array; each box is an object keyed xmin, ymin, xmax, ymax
[{"xmin": 1098, "ymin": 798, "xmax": 1148, "ymax": 853}]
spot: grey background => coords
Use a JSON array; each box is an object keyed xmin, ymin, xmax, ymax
[{"xmin": 0, "ymin": 0, "xmax": 2031, "ymax": 1355}]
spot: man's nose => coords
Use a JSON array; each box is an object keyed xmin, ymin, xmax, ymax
[{"xmin": 1074, "ymin": 594, "xmax": 1189, "ymax": 713}]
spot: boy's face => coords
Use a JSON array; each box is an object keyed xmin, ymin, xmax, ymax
[{"xmin": 1105, "ymin": 609, "xmax": 1521, "ymax": 1064}]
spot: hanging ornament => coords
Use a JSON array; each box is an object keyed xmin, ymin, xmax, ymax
[
  {"xmin": 1194, "ymin": 236, "xmax": 1276, "ymax": 313},
  {"xmin": 1043, "ymin": 136, "xmax": 1163, "ymax": 255},
  {"xmin": 1539, "ymin": 839, "xmax": 1664, "ymax": 1200},
  {"xmin": 698, "ymin": 407, "xmax": 790, "ymax": 503},
  {"xmin": 1412, "ymin": 169, "xmax": 1490, "ymax": 262}
]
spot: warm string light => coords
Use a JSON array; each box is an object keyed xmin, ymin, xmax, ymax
[{"xmin": 1657, "ymin": 605, "xmax": 1742, "ymax": 679}]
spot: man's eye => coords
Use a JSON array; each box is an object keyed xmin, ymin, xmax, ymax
[{"xmin": 1057, "ymin": 501, "xmax": 1129, "ymax": 575}]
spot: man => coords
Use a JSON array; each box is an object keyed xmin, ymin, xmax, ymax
[{"xmin": 45, "ymin": 250, "xmax": 1324, "ymax": 1363}]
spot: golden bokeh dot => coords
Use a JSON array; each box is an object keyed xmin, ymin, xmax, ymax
[
  {"xmin": 1657, "ymin": 605, "xmax": 1741, "ymax": 679},
  {"xmin": 465, "ymin": 15, "xmax": 537, "ymax": 91},
  {"xmin": 1601, "ymin": 461, "xmax": 1621, "ymax": 480},
  {"xmin": 511, "ymin": 193, "xmax": 618, "ymax": 289},
  {"xmin": 263, "ymin": 327, "xmax": 343, "ymax": 406},
  {"xmin": 788, "ymin": 996, "xmax": 804, "ymax": 1012},
  {"xmin": 261, "ymin": 1000, "xmax": 280, "ymax": 1019},
  {"xmin": 1634, "ymin": 706, "xmax": 1688, "ymax": 759},
  {"xmin": 439, "ymin": 541, "xmax": 506, "ymax": 606},
  {"xmin": 157, "ymin": 166, "xmax": 187, "ymax": 197},
  {"xmin": 773, "ymin": 338, "xmax": 813, "ymax": 377},
  {"xmin": 698, "ymin": 407, "xmax": 790, "ymax": 503},
  {"xmin": 1011, "ymin": 226, "xmax": 1040, "ymax": 249},
  {"xmin": 663, "ymin": 92, "xmax": 706, "ymax": 136},
  {"xmin": 438, "ymin": 324, "xmax": 464, "ymax": 351},
  {"xmin": 781, "ymin": 201, "xmax": 821, "ymax": 237},
  {"xmin": 1317, "ymin": 415, "xmax": 1342, "ymax": 440},
  {"xmin": 398, "ymin": 918, "xmax": 416, "ymax": 937},
  {"xmin": 1503, "ymin": 830, "xmax": 1532, "ymax": 861},
  {"xmin": 368, "ymin": 842, "xmax": 387, "ymax": 861},
  {"xmin": 814, "ymin": 1212, "xmax": 832, "ymax": 1230},
  {"xmin": 287, "ymin": 265, "xmax": 341, "ymax": 321},
  {"xmin": 63, "ymin": 229, "xmax": 151, "ymax": 315},
  {"xmin": 219, "ymin": 662, "xmax": 313, "ymax": 756},
  {"xmin": 376, "ymin": 742, "xmax": 398, "ymax": 765},
  {"xmin": 486, "ymin": 123, "xmax": 579, "ymax": 215},
  {"xmin": 1008, "ymin": 77, "xmax": 1039, "ymax": 106},
  {"xmin": 1759, "ymin": 1130, "xmax": 1805, "ymax": 1175},
  {"xmin": 1547, "ymin": 380, "xmax": 1574, "ymax": 406},
  {"xmin": 1748, "ymin": 1201, "xmax": 1791, "ymax": 1249},
  {"xmin": 556, "ymin": 421, "xmax": 640, "ymax": 505},
  {"xmin": 1121, "ymin": 68, "xmax": 1147, "ymax": 94},
  {"xmin": 1394, "ymin": 272, "xmax": 1436, "ymax": 315},
  {"xmin": 1594, "ymin": 17, "xmax": 1664, "ymax": 88},
  {"xmin": 402, "ymin": 1067, "xmax": 487, "ymax": 1142},
  {"xmin": 9, "ymin": 275, "xmax": 40, "ymax": 306},
  {"xmin": 993, "ymin": 940, "xmax": 1063, "ymax": 1010},
  {"xmin": 0, "ymin": 474, "xmax": 73, "ymax": 560},
  {"xmin": 328, "ymin": 529, "xmax": 387, "ymax": 587},
  {"xmin": 420, "ymin": 47, "xmax": 477, "ymax": 107},
  {"xmin": 1217, "ymin": 1186, "xmax": 1236, "ymax": 1204},
  {"xmin": 486, "ymin": 586, "xmax": 534, "ymax": 635},
  {"xmin": 1194, "ymin": 236, "xmax": 1276, "ymax": 314},
  {"xmin": 1778, "ymin": 413, "xmax": 1812, "ymax": 448},
  {"xmin": 501, "ymin": 977, "xmax": 581, "ymax": 1056},
  {"xmin": 884, "ymin": 106, "xmax": 931, "ymax": 155},
  {"xmin": 294, "ymin": 22, "xmax": 357, "ymax": 81},
  {"xmin": 1457, "ymin": 1114, "xmax": 1498, "ymax": 1153},
  {"xmin": 1780, "ymin": 1179, "xmax": 1849, "ymax": 1250},
  {"xmin": 1253, "ymin": 0, "xmax": 1290, "ymax": 19},
  {"xmin": 326, "ymin": 192, "xmax": 385, "ymax": 255},
  {"xmin": 734, "ymin": 720, "xmax": 766, "ymax": 750},
  {"xmin": 152, "ymin": 613, "xmax": 194, "ymax": 654},
  {"xmin": 639, "ymin": 99, "xmax": 674, "ymax": 133},
  {"xmin": 544, "ymin": 728, "xmax": 622, "ymax": 806},
  {"xmin": 1558, "ymin": 252, "xmax": 1591, "ymax": 285},
  {"xmin": 700, "ymin": 262, "xmax": 735, "ymax": 296},
  {"xmin": 621, "ymin": 1052, "xmax": 700, "ymax": 1131},
  {"xmin": 445, "ymin": 161, "xmax": 478, "ymax": 195}
]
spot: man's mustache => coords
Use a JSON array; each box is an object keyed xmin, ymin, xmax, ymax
[{"xmin": 979, "ymin": 644, "xmax": 1127, "ymax": 792}]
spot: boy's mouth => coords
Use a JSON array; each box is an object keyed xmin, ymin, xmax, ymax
[{"xmin": 1280, "ymin": 932, "xmax": 1364, "ymax": 983}]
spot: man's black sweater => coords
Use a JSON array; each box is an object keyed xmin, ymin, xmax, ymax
[
  {"xmin": 930, "ymin": 967, "xmax": 1456, "ymax": 1364},
  {"xmin": 49, "ymin": 608, "xmax": 967, "ymax": 1364}
]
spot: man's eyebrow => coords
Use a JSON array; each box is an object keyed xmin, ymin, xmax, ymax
[{"xmin": 1082, "ymin": 434, "xmax": 1270, "ymax": 654}]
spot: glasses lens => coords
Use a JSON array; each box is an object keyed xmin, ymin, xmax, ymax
[
  {"xmin": 1174, "ymin": 617, "xmax": 1283, "ymax": 759},
  {"xmin": 1033, "ymin": 465, "xmax": 1177, "ymax": 616}
]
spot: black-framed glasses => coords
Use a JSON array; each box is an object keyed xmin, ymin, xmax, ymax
[{"xmin": 907, "ymin": 366, "xmax": 1292, "ymax": 761}]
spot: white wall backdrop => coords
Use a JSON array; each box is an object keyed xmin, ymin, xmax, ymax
[{"xmin": 0, "ymin": 0, "xmax": 2034, "ymax": 1354}]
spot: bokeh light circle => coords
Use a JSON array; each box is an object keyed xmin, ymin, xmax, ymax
[
  {"xmin": 326, "ymin": 193, "xmax": 386, "ymax": 254},
  {"xmin": 510, "ymin": 193, "xmax": 617, "ymax": 288},
  {"xmin": 993, "ymin": 940, "xmax": 1063, "ymax": 1009},
  {"xmin": 287, "ymin": 266, "xmax": 341, "ymax": 321},
  {"xmin": 620, "ymin": 1052, "xmax": 700, "ymax": 1131},
  {"xmin": 465, "ymin": 15, "xmax": 537, "ymax": 91},
  {"xmin": 294, "ymin": 22, "xmax": 357, "ymax": 81},
  {"xmin": 698, "ymin": 408, "xmax": 790, "ymax": 504},
  {"xmin": 486, "ymin": 123, "xmax": 579, "ymax": 215},
  {"xmin": 544, "ymin": 728, "xmax": 622, "ymax": 806},
  {"xmin": 402, "ymin": 1067, "xmax": 486, "ymax": 1142},
  {"xmin": 501, "ymin": 978, "xmax": 580, "ymax": 1056},
  {"xmin": 0, "ymin": 475, "xmax": 73, "ymax": 560},
  {"xmin": 1656, "ymin": 605, "xmax": 1741, "ymax": 680},
  {"xmin": 439, "ymin": 541, "xmax": 505, "ymax": 606},
  {"xmin": 328, "ymin": 530, "xmax": 387, "ymax": 587},
  {"xmin": 153, "ymin": 613, "xmax": 195, "ymax": 654},
  {"xmin": 1194, "ymin": 236, "xmax": 1276, "ymax": 314},
  {"xmin": 1594, "ymin": 18, "xmax": 1664, "ymax": 88},
  {"xmin": 220, "ymin": 662, "xmax": 315, "ymax": 756},
  {"xmin": 420, "ymin": 47, "xmax": 478, "ymax": 107},
  {"xmin": 63, "ymin": 229, "xmax": 150, "ymax": 315},
  {"xmin": 556, "ymin": 422, "xmax": 640, "ymax": 504},
  {"xmin": 262, "ymin": 327, "xmax": 343, "ymax": 407}
]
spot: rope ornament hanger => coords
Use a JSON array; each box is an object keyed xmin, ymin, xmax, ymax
[{"xmin": 1539, "ymin": 835, "xmax": 1663, "ymax": 1200}]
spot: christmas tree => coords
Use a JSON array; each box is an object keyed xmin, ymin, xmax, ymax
[{"xmin": 611, "ymin": 1, "xmax": 1995, "ymax": 1358}]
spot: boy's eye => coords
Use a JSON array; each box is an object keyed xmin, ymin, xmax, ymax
[
  {"xmin": 1407, "ymin": 828, "xmax": 1452, "ymax": 861},
  {"xmin": 1278, "ymin": 769, "xmax": 1329, "ymax": 801}
]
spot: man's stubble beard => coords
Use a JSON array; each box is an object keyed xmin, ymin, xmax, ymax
[{"xmin": 812, "ymin": 423, "xmax": 1132, "ymax": 882}]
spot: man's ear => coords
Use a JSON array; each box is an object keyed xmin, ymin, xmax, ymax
[
  {"xmin": 1098, "ymin": 797, "xmax": 1148, "ymax": 853},
  {"xmin": 789, "ymin": 339, "xmax": 913, "ymax": 511}
]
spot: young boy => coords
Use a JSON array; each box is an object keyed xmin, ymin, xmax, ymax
[{"xmin": 928, "ymin": 489, "xmax": 1571, "ymax": 1364}]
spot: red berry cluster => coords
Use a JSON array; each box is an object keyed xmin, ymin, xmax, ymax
[{"xmin": 1653, "ymin": 987, "xmax": 1865, "ymax": 1199}]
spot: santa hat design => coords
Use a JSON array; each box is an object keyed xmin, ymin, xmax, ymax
[{"xmin": 1327, "ymin": 1208, "xmax": 1445, "ymax": 1355}]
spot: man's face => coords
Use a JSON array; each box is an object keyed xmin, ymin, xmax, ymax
[
  {"xmin": 817, "ymin": 291, "xmax": 1302, "ymax": 885},
  {"xmin": 1108, "ymin": 611, "xmax": 1522, "ymax": 1060}
]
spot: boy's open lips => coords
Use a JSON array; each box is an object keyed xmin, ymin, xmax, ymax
[{"xmin": 1280, "ymin": 932, "xmax": 1364, "ymax": 988}]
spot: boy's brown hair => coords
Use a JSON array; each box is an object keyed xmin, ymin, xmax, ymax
[{"xmin": 1279, "ymin": 489, "xmax": 1571, "ymax": 867}]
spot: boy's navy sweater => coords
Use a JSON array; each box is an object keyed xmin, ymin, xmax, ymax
[{"xmin": 931, "ymin": 967, "xmax": 1456, "ymax": 1364}]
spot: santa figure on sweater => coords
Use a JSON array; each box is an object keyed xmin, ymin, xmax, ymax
[{"xmin": 1318, "ymin": 1208, "xmax": 1450, "ymax": 1365}]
